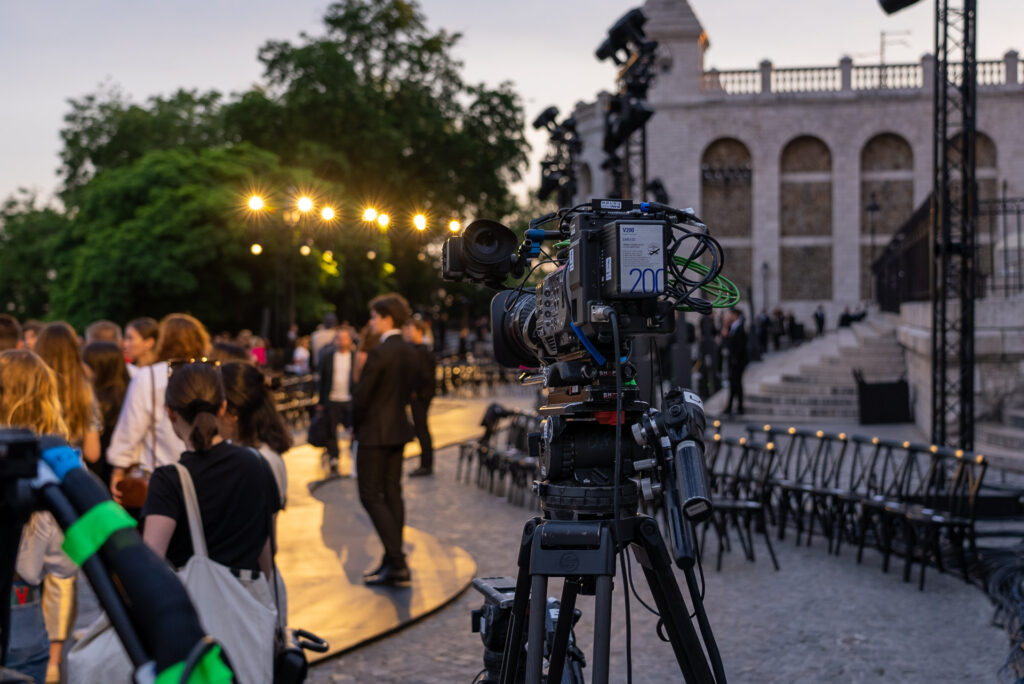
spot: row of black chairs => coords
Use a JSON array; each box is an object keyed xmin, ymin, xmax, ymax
[
  {"xmin": 703, "ymin": 424, "xmax": 989, "ymax": 588},
  {"xmin": 455, "ymin": 403, "xmax": 541, "ymax": 508}
]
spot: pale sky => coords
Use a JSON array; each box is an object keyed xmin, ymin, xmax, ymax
[{"xmin": 0, "ymin": 0, "xmax": 1019, "ymax": 207}]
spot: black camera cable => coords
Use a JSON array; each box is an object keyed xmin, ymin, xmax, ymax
[{"xmin": 608, "ymin": 310, "xmax": 635, "ymax": 684}]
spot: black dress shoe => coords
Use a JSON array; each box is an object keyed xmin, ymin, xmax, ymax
[
  {"xmin": 409, "ymin": 467, "xmax": 433, "ymax": 477},
  {"xmin": 363, "ymin": 564, "xmax": 411, "ymax": 586}
]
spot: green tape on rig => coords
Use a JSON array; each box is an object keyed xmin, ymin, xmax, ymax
[
  {"xmin": 154, "ymin": 645, "xmax": 233, "ymax": 684},
  {"xmin": 61, "ymin": 500, "xmax": 137, "ymax": 566}
]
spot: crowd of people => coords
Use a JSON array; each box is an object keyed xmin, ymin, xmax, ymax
[{"xmin": 0, "ymin": 294, "xmax": 436, "ymax": 682}]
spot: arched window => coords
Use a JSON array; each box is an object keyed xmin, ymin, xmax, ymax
[
  {"xmin": 780, "ymin": 135, "xmax": 833, "ymax": 300},
  {"xmin": 700, "ymin": 138, "xmax": 752, "ymax": 296},
  {"xmin": 859, "ymin": 133, "xmax": 914, "ymax": 298}
]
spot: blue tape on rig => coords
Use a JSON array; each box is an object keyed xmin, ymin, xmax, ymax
[{"xmin": 41, "ymin": 445, "xmax": 83, "ymax": 482}]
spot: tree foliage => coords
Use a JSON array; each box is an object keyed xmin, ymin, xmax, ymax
[
  {"xmin": 0, "ymin": 193, "xmax": 71, "ymax": 319},
  {"xmin": 48, "ymin": 145, "xmax": 344, "ymax": 332},
  {"xmin": 14, "ymin": 0, "xmax": 532, "ymax": 331}
]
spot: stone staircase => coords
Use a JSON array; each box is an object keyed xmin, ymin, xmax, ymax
[
  {"xmin": 976, "ymin": 408, "xmax": 1024, "ymax": 465},
  {"xmin": 709, "ymin": 313, "xmax": 908, "ymax": 421}
]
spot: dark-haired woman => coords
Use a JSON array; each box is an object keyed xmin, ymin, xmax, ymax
[
  {"xmin": 141, "ymin": 362, "xmax": 280, "ymax": 683},
  {"xmin": 82, "ymin": 341, "xmax": 130, "ymax": 487},
  {"xmin": 141, "ymin": 362, "xmax": 281, "ymax": 576},
  {"xmin": 219, "ymin": 361, "xmax": 291, "ymax": 628},
  {"xmin": 124, "ymin": 317, "xmax": 158, "ymax": 372},
  {"xmin": 219, "ymin": 362, "xmax": 290, "ymax": 506}
]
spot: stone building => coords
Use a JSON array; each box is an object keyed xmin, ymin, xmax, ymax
[{"xmin": 571, "ymin": 0, "xmax": 1024, "ymax": 327}]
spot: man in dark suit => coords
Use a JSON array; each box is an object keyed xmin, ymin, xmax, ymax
[
  {"xmin": 353, "ymin": 293, "xmax": 416, "ymax": 586},
  {"xmin": 723, "ymin": 308, "xmax": 749, "ymax": 416},
  {"xmin": 317, "ymin": 326, "xmax": 356, "ymax": 475},
  {"xmin": 404, "ymin": 317, "xmax": 437, "ymax": 477}
]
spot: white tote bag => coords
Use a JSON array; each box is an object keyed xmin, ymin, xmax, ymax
[
  {"xmin": 67, "ymin": 465, "xmax": 277, "ymax": 684},
  {"xmin": 173, "ymin": 463, "xmax": 277, "ymax": 684}
]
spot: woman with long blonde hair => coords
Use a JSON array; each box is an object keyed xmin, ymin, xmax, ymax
[
  {"xmin": 34, "ymin": 322, "xmax": 101, "ymax": 465},
  {"xmin": 0, "ymin": 350, "xmax": 76, "ymax": 684}
]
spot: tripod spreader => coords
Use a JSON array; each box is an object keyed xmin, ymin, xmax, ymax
[{"xmin": 498, "ymin": 515, "xmax": 721, "ymax": 684}]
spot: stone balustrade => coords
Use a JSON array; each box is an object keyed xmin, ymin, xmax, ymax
[{"xmin": 701, "ymin": 50, "xmax": 1022, "ymax": 96}]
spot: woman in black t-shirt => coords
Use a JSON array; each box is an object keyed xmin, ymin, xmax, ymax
[{"xmin": 141, "ymin": 362, "xmax": 280, "ymax": 573}]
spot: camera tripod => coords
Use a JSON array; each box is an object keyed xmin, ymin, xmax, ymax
[{"xmin": 496, "ymin": 482, "xmax": 720, "ymax": 684}]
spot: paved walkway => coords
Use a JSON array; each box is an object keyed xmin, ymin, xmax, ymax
[{"xmin": 293, "ymin": 392, "xmax": 1007, "ymax": 683}]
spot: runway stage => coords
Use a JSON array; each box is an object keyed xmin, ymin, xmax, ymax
[{"xmin": 275, "ymin": 441, "xmax": 476, "ymax": 662}]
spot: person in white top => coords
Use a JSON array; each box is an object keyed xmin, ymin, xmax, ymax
[
  {"xmin": 106, "ymin": 313, "xmax": 210, "ymax": 501},
  {"xmin": 316, "ymin": 326, "xmax": 355, "ymax": 474}
]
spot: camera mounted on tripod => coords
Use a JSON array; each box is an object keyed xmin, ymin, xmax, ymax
[{"xmin": 448, "ymin": 198, "xmax": 735, "ymax": 684}]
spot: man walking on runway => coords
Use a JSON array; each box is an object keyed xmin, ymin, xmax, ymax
[
  {"xmin": 353, "ymin": 293, "xmax": 416, "ymax": 586},
  {"xmin": 405, "ymin": 317, "xmax": 436, "ymax": 477}
]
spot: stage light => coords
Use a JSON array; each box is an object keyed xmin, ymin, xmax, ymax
[
  {"xmin": 377, "ymin": 213, "xmax": 390, "ymax": 229},
  {"xmin": 300, "ymin": 245, "xmax": 311, "ymax": 256},
  {"xmin": 362, "ymin": 208, "xmax": 378, "ymax": 222},
  {"xmin": 297, "ymin": 196, "xmax": 314, "ymax": 212},
  {"xmin": 595, "ymin": 8, "xmax": 649, "ymax": 65},
  {"xmin": 603, "ymin": 94, "xmax": 654, "ymax": 154},
  {"xmin": 247, "ymin": 195, "xmax": 265, "ymax": 211},
  {"xmin": 878, "ymin": 0, "xmax": 920, "ymax": 14},
  {"xmin": 321, "ymin": 207, "xmax": 336, "ymax": 221},
  {"xmin": 532, "ymin": 106, "xmax": 559, "ymax": 131},
  {"xmin": 448, "ymin": 219, "xmax": 461, "ymax": 233},
  {"xmin": 250, "ymin": 243, "xmax": 263, "ymax": 255},
  {"xmin": 413, "ymin": 214, "xmax": 427, "ymax": 231}
]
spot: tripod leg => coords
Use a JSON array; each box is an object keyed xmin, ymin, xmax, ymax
[
  {"xmin": 631, "ymin": 517, "xmax": 715, "ymax": 684},
  {"xmin": 547, "ymin": 578, "xmax": 580, "ymax": 684},
  {"xmin": 525, "ymin": 574, "xmax": 549, "ymax": 684},
  {"xmin": 499, "ymin": 519, "xmax": 541, "ymax": 684},
  {"xmin": 591, "ymin": 574, "xmax": 614, "ymax": 684}
]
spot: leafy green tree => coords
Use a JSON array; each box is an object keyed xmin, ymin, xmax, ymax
[
  {"xmin": 48, "ymin": 144, "xmax": 346, "ymax": 333},
  {"xmin": 48, "ymin": 0, "xmax": 532, "ymax": 329},
  {"xmin": 0, "ymin": 192, "xmax": 72, "ymax": 319},
  {"xmin": 59, "ymin": 85, "xmax": 225, "ymax": 204}
]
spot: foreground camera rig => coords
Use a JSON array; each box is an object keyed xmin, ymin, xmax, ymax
[{"xmin": 445, "ymin": 199, "xmax": 737, "ymax": 684}]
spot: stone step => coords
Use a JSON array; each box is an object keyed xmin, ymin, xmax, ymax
[
  {"xmin": 781, "ymin": 373, "xmax": 858, "ymax": 386},
  {"xmin": 977, "ymin": 422, "xmax": 1024, "ymax": 452},
  {"xmin": 745, "ymin": 393, "xmax": 856, "ymax": 408},
  {"xmin": 1007, "ymin": 408, "xmax": 1024, "ymax": 430},
  {"xmin": 797, "ymin": 366, "xmax": 904, "ymax": 381},
  {"xmin": 834, "ymin": 347, "xmax": 904, "ymax": 358},
  {"xmin": 725, "ymin": 402, "xmax": 860, "ymax": 420},
  {"xmin": 757, "ymin": 382, "xmax": 857, "ymax": 396}
]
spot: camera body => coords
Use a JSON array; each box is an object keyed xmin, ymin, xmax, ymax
[{"xmin": 444, "ymin": 199, "xmax": 676, "ymax": 373}]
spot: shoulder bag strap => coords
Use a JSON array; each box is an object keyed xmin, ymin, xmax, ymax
[
  {"xmin": 173, "ymin": 462, "xmax": 208, "ymax": 559},
  {"xmin": 149, "ymin": 365, "xmax": 158, "ymax": 468},
  {"xmin": 249, "ymin": 445, "xmax": 285, "ymax": 636}
]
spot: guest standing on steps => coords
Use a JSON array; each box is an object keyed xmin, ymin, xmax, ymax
[{"xmin": 723, "ymin": 308, "xmax": 748, "ymax": 416}]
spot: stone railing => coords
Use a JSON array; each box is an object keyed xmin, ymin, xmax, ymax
[{"xmin": 701, "ymin": 50, "xmax": 1021, "ymax": 96}]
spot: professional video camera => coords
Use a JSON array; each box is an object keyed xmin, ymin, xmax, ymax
[{"xmin": 445, "ymin": 199, "xmax": 737, "ymax": 684}]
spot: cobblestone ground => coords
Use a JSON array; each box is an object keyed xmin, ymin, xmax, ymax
[{"xmin": 307, "ymin": 436, "xmax": 1007, "ymax": 683}]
